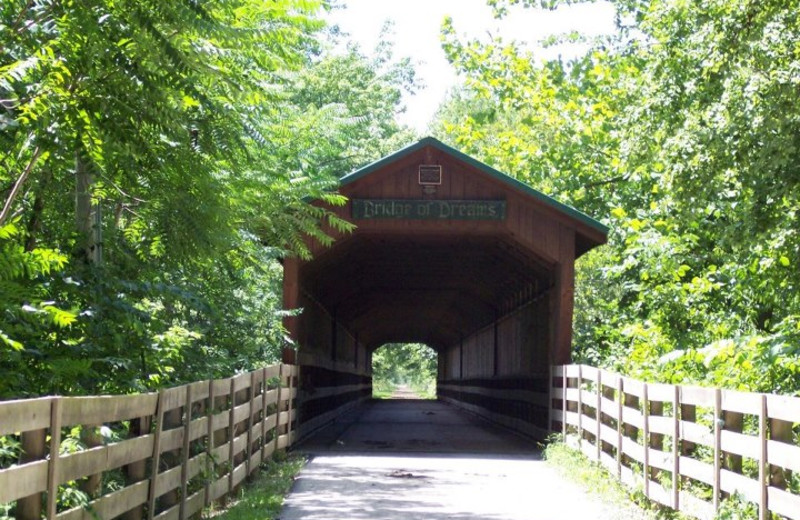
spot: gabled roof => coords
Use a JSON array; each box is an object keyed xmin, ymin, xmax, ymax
[{"xmin": 339, "ymin": 136, "xmax": 609, "ymax": 237}]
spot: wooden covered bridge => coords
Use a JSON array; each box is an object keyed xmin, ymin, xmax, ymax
[{"xmin": 283, "ymin": 137, "xmax": 608, "ymax": 439}]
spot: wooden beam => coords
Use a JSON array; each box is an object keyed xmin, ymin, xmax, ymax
[{"xmin": 551, "ymin": 226, "xmax": 575, "ymax": 365}]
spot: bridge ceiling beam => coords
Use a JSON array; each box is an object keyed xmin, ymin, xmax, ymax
[{"xmin": 299, "ymin": 234, "xmax": 553, "ymax": 349}]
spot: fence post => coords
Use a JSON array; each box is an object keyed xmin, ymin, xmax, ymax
[
  {"xmin": 713, "ymin": 388, "xmax": 722, "ymax": 511},
  {"xmin": 758, "ymin": 394, "xmax": 767, "ymax": 520},
  {"xmin": 18, "ymin": 427, "xmax": 47, "ymax": 520},
  {"xmin": 616, "ymin": 377, "xmax": 623, "ymax": 479},
  {"xmin": 577, "ymin": 365, "xmax": 583, "ymax": 448},
  {"xmin": 204, "ymin": 380, "xmax": 215, "ymax": 508},
  {"xmin": 287, "ymin": 365, "xmax": 295, "ymax": 444},
  {"xmin": 260, "ymin": 368, "xmax": 269, "ymax": 465},
  {"xmin": 147, "ymin": 389, "xmax": 166, "ymax": 520},
  {"xmin": 596, "ymin": 369, "xmax": 602, "ymax": 461},
  {"xmin": 245, "ymin": 371, "xmax": 256, "ymax": 480},
  {"xmin": 672, "ymin": 385, "xmax": 680, "ymax": 510},
  {"xmin": 642, "ymin": 382, "xmax": 650, "ymax": 499},
  {"xmin": 548, "ymin": 365, "xmax": 554, "ymax": 435},
  {"xmin": 46, "ymin": 397, "xmax": 63, "ymax": 520},
  {"xmin": 179, "ymin": 384, "xmax": 193, "ymax": 520},
  {"xmin": 227, "ymin": 378, "xmax": 237, "ymax": 497},
  {"xmin": 274, "ymin": 364, "xmax": 284, "ymax": 454},
  {"xmin": 561, "ymin": 367, "xmax": 567, "ymax": 439}
]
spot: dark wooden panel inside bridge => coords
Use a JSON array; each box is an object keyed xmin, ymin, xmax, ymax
[
  {"xmin": 282, "ymin": 137, "xmax": 608, "ymax": 441},
  {"xmin": 299, "ymin": 234, "xmax": 552, "ymax": 349}
]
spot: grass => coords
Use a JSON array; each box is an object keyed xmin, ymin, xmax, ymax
[
  {"xmin": 204, "ymin": 452, "xmax": 307, "ymax": 520},
  {"xmin": 543, "ymin": 437, "xmax": 685, "ymax": 520},
  {"xmin": 372, "ymin": 379, "xmax": 395, "ymax": 399}
]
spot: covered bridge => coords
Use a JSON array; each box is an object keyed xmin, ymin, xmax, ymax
[{"xmin": 282, "ymin": 137, "xmax": 608, "ymax": 439}]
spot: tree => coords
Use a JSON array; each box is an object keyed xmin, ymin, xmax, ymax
[
  {"xmin": 0, "ymin": 1, "xmax": 417, "ymax": 396},
  {"xmin": 433, "ymin": 0, "xmax": 800, "ymax": 392},
  {"xmin": 372, "ymin": 343, "xmax": 437, "ymax": 398}
]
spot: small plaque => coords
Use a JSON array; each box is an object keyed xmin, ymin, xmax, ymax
[{"xmin": 418, "ymin": 165, "xmax": 442, "ymax": 185}]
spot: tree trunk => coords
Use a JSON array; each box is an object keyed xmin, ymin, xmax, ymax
[{"xmin": 75, "ymin": 151, "xmax": 102, "ymax": 264}]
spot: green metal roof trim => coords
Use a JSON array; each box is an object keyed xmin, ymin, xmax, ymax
[{"xmin": 339, "ymin": 136, "xmax": 609, "ymax": 236}]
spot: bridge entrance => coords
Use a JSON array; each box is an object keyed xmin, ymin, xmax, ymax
[{"xmin": 283, "ymin": 137, "xmax": 607, "ymax": 440}]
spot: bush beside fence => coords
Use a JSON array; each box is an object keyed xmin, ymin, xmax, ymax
[
  {"xmin": 0, "ymin": 364, "xmax": 298, "ymax": 520},
  {"xmin": 551, "ymin": 364, "xmax": 800, "ymax": 520}
]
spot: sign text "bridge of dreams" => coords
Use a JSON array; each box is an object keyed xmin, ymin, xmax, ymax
[{"xmin": 351, "ymin": 199, "xmax": 506, "ymax": 221}]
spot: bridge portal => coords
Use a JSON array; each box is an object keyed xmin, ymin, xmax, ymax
[{"xmin": 283, "ymin": 137, "xmax": 607, "ymax": 439}]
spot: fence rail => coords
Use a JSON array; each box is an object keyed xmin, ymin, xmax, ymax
[
  {"xmin": 0, "ymin": 363, "xmax": 298, "ymax": 520},
  {"xmin": 551, "ymin": 364, "xmax": 800, "ymax": 520}
]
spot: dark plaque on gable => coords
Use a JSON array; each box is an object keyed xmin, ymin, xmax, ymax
[
  {"xmin": 418, "ymin": 165, "xmax": 442, "ymax": 185},
  {"xmin": 352, "ymin": 199, "xmax": 506, "ymax": 221}
]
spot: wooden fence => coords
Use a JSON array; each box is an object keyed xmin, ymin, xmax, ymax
[
  {"xmin": 0, "ymin": 363, "xmax": 298, "ymax": 520},
  {"xmin": 551, "ymin": 364, "xmax": 800, "ymax": 520}
]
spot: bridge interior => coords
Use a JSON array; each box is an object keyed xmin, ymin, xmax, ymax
[{"xmin": 283, "ymin": 137, "xmax": 607, "ymax": 441}]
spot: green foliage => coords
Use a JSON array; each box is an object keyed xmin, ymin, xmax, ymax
[
  {"xmin": 0, "ymin": 1, "xmax": 416, "ymax": 397},
  {"xmin": 207, "ymin": 452, "xmax": 307, "ymax": 520},
  {"xmin": 433, "ymin": 0, "xmax": 800, "ymax": 394},
  {"xmin": 543, "ymin": 437, "xmax": 671, "ymax": 519},
  {"xmin": 372, "ymin": 343, "xmax": 437, "ymax": 399}
]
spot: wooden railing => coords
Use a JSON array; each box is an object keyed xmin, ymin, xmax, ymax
[
  {"xmin": 550, "ymin": 364, "xmax": 800, "ymax": 520},
  {"xmin": 0, "ymin": 363, "xmax": 298, "ymax": 520}
]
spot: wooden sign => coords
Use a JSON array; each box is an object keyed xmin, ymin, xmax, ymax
[{"xmin": 352, "ymin": 199, "xmax": 506, "ymax": 221}]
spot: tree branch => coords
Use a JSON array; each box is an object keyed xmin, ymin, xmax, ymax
[
  {"xmin": 584, "ymin": 174, "xmax": 628, "ymax": 189},
  {"xmin": 0, "ymin": 146, "xmax": 43, "ymax": 227}
]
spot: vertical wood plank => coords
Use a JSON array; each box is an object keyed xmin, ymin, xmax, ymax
[
  {"xmin": 561, "ymin": 367, "xmax": 567, "ymax": 439},
  {"xmin": 759, "ymin": 394, "xmax": 767, "ymax": 520},
  {"xmin": 260, "ymin": 368, "xmax": 268, "ymax": 464},
  {"xmin": 547, "ymin": 367, "xmax": 554, "ymax": 434},
  {"xmin": 643, "ymin": 383, "xmax": 650, "ymax": 499},
  {"xmin": 204, "ymin": 380, "xmax": 215, "ymax": 508},
  {"xmin": 245, "ymin": 371, "xmax": 256, "ymax": 479},
  {"xmin": 287, "ymin": 365, "xmax": 295, "ymax": 442},
  {"xmin": 45, "ymin": 397, "xmax": 62, "ymax": 520},
  {"xmin": 283, "ymin": 257, "xmax": 300, "ymax": 341},
  {"xmin": 273, "ymin": 365, "xmax": 283, "ymax": 454},
  {"xmin": 18, "ymin": 427, "xmax": 46, "ymax": 520},
  {"xmin": 179, "ymin": 385, "xmax": 193, "ymax": 520},
  {"xmin": 596, "ymin": 369, "xmax": 602, "ymax": 461},
  {"xmin": 616, "ymin": 377, "xmax": 623, "ymax": 479},
  {"xmin": 576, "ymin": 365, "xmax": 583, "ymax": 448},
  {"xmin": 147, "ymin": 389, "xmax": 166, "ymax": 520},
  {"xmin": 672, "ymin": 385, "xmax": 680, "ymax": 510},
  {"xmin": 713, "ymin": 388, "xmax": 722, "ymax": 511},
  {"xmin": 227, "ymin": 378, "xmax": 236, "ymax": 495}
]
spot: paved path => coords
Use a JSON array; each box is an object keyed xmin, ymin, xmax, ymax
[{"xmin": 281, "ymin": 399, "xmax": 642, "ymax": 519}]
